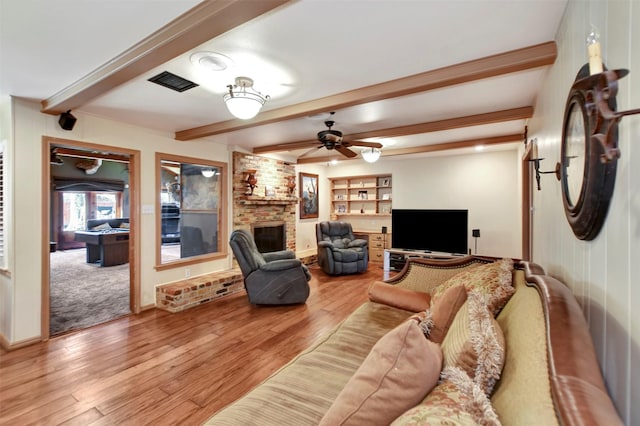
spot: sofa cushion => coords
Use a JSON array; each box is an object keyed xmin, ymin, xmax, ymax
[
  {"xmin": 206, "ymin": 302, "xmax": 412, "ymax": 425},
  {"xmin": 367, "ymin": 281, "xmax": 431, "ymax": 313},
  {"xmin": 91, "ymin": 222, "xmax": 112, "ymax": 231},
  {"xmin": 431, "ymin": 258, "xmax": 514, "ymax": 316},
  {"xmin": 391, "ymin": 367, "xmax": 500, "ymax": 426},
  {"xmin": 441, "ymin": 291, "xmax": 505, "ymax": 395},
  {"xmin": 319, "ymin": 317, "xmax": 442, "ymax": 426}
]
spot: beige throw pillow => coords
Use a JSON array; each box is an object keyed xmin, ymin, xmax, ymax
[{"xmin": 319, "ymin": 318, "xmax": 443, "ymax": 426}]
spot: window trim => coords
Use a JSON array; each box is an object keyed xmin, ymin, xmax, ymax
[{"xmin": 154, "ymin": 152, "xmax": 228, "ymax": 271}]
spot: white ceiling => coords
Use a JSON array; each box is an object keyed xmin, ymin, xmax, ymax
[{"xmin": 0, "ymin": 0, "xmax": 568, "ymax": 163}]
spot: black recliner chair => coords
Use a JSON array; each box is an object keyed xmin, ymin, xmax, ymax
[
  {"xmin": 316, "ymin": 221, "xmax": 368, "ymax": 275},
  {"xmin": 229, "ymin": 229, "xmax": 311, "ymax": 305}
]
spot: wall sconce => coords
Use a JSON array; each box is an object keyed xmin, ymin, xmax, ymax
[
  {"xmin": 528, "ymin": 138, "xmax": 560, "ymax": 191},
  {"xmin": 244, "ymin": 169, "xmax": 258, "ymax": 195}
]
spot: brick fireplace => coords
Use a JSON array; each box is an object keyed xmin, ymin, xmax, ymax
[{"xmin": 232, "ymin": 152, "xmax": 298, "ymax": 252}]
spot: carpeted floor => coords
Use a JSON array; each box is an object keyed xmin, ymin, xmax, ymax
[{"xmin": 49, "ymin": 248, "xmax": 130, "ymax": 336}]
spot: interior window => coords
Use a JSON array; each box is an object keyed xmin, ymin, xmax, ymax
[{"xmin": 156, "ymin": 153, "xmax": 227, "ymax": 268}]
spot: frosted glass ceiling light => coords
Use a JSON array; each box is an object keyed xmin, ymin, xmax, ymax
[
  {"xmin": 362, "ymin": 147, "xmax": 381, "ymax": 163},
  {"xmin": 223, "ymin": 76, "xmax": 269, "ymax": 120}
]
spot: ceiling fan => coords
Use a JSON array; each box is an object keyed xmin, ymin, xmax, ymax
[{"xmin": 301, "ymin": 112, "xmax": 383, "ymax": 159}]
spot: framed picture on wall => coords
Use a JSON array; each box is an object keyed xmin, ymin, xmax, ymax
[{"xmin": 299, "ymin": 172, "xmax": 319, "ymax": 219}]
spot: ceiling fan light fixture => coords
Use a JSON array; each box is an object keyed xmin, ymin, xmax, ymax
[
  {"xmin": 362, "ymin": 147, "xmax": 381, "ymax": 163},
  {"xmin": 223, "ymin": 76, "xmax": 269, "ymax": 120}
]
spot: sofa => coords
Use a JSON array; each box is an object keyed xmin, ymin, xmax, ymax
[{"xmin": 205, "ymin": 256, "xmax": 622, "ymax": 425}]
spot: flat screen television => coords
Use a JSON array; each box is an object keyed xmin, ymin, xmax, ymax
[{"xmin": 391, "ymin": 209, "xmax": 468, "ymax": 254}]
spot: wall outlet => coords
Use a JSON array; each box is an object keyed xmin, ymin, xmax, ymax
[{"xmin": 185, "ymin": 268, "xmax": 191, "ymax": 278}]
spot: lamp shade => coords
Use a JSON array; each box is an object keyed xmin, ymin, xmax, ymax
[
  {"xmin": 223, "ymin": 77, "xmax": 268, "ymax": 120},
  {"xmin": 362, "ymin": 147, "xmax": 381, "ymax": 163}
]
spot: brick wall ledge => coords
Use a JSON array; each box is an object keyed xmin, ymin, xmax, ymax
[{"xmin": 156, "ymin": 269, "xmax": 244, "ymax": 313}]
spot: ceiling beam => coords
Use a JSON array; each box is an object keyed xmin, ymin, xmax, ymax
[
  {"xmin": 40, "ymin": 0, "xmax": 291, "ymax": 115},
  {"xmin": 254, "ymin": 106, "xmax": 533, "ymax": 154},
  {"xmin": 176, "ymin": 41, "xmax": 555, "ymax": 141},
  {"xmin": 295, "ymin": 133, "xmax": 524, "ymax": 164}
]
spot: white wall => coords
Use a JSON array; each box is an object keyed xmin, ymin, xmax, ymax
[
  {"xmin": 322, "ymin": 149, "xmax": 522, "ymax": 259},
  {"xmin": 528, "ymin": 1, "xmax": 639, "ymax": 423},
  {"xmin": 5, "ymin": 98, "xmax": 233, "ymax": 344},
  {"xmin": 0, "ymin": 95, "xmax": 12, "ymax": 343}
]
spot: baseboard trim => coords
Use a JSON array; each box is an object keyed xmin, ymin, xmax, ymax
[
  {"xmin": 140, "ymin": 303, "xmax": 156, "ymax": 312},
  {"xmin": 0, "ymin": 333, "xmax": 43, "ymax": 351}
]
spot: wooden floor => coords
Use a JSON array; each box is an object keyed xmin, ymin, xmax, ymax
[{"xmin": 0, "ymin": 265, "xmax": 386, "ymax": 425}]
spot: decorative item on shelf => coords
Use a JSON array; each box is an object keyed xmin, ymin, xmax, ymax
[
  {"xmin": 472, "ymin": 229, "xmax": 480, "ymax": 254},
  {"xmin": 382, "ymin": 178, "xmax": 390, "ymax": 187},
  {"xmin": 244, "ymin": 169, "xmax": 258, "ymax": 195},
  {"xmin": 265, "ymin": 185, "xmax": 275, "ymax": 197},
  {"xmin": 223, "ymin": 76, "xmax": 269, "ymax": 120},
  {"xmin": 361, "ymin": 147, "xmax": 381, "ymax": 163},
  {"xmin": 528, "ymin": 138, "xmax": 560, "ymax": 191},
  {"xmin": 358, "ymin": 190, "xmax": 368, "ymax": 200},
  {"xmin": 556, "ymin": 28, "xmax": 640, "ymax": 241},
  {"xmin": 360, "ymin": 204, "xmax": 365, "ymax": 214},
  {"xmin": 286, "ymin": 175, "xmax": 296, "ymax": 195}
]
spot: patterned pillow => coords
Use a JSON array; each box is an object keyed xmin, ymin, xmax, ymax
[
  {"xmin": 441, "ymin": 291, "xmax": 506, "ymax": 396},
  {"xmin": 368, "ymin": 280, "xmax": 432, "ymax": 313},
  {"xmin": 319, "ymin": 317, "xmax": 443, "ymax": 426},
  {"xmin": 391, "ymin": 367, "xmax": 501, "ymax": 426},
  {"xmin": 430, "ymin": 259, "xmax": 514, "ymax": 316}
]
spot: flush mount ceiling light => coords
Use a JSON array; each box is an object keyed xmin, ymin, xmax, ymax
[
  {"xmin": 361, "ymin": 147, "xmax": 381, "ymax": 163},
  {"xmin": 190, "ymin": 51, "xmax": 234, "ymax": 72},
  {"xmin": 223, "ymin": 76, "xmax": 269, "ymax": 120}
]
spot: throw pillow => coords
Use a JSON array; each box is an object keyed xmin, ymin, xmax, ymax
[
  {"xmin": 319, "ymin": 318, "xmax": 443, "ymax": 426},
  {"xmin": 421, "ymin": 284, "xmax": 467, "ymax": 344},
  {"xmin": 391, "ymin": 367, "xmax": 501, "ymax": 426},
  {"xmin": 441, "ymin": 290, "xmax": 506, "ymax": 396},
  {"xmin": 368, "ymin": 281, "xmax": 431, "ymax": 313},
  {"xmin": 119, "ymin": 222, "xmax": 130, "ymax": 229},
  {"xmin": 430, "ymin": 258, "xmax": 515, "ymax": 316}
]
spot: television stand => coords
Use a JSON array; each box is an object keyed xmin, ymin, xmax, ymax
[{"xmin": 383, "ymin": 248, "xmax": 459, "ymax": 272}]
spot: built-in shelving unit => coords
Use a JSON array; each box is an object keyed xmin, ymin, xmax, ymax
[{"xmin": 329, "ymin": 174, "xmax": 392, "ymax": 217}]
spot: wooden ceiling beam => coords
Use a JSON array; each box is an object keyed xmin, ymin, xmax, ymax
[
  {"xmin": 254, "ymin": 107, "xmax": 532, "ymax": 154},
  {"xmin": 40, "ymin": 0, "xmax": 291, "ymax": 115},
  {"xmin": 295, "ymin": 133, "xmax": 524, "ymax": 164},
  {"xmin": 176, "ymin": 41, "xmax": 555, "ymax": 140}
]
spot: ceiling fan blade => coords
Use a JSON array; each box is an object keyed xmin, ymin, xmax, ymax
[
  {"xmin": 298, "ymin": 146, "xmax": 323, "ymax": 158},
  {"xmin": 335, "ymin": 146, "xmax": 358, "ymax": 158},
  {"xmin": 343, "ymin": 140, "xmax": 383, "ymax": 148}
]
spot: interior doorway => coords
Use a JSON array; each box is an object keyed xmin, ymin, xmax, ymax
[{"xmin": 42, "ymin": 136, "xmax": 140, "ymax": 339}]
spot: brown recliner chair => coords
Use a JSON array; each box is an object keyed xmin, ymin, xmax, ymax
[{"xmin": 316, "ymin": 221, "xmax": 368, "ymax": 275}]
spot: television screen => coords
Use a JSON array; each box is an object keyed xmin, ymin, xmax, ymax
[{"xmin": 391, "ymin": 209, "xmax": 468, "ymax": 254}]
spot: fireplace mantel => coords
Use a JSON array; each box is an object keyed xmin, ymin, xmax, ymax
[{"xmin": 237, "ymin": 196, "xmax": 298, "ymax": 206}]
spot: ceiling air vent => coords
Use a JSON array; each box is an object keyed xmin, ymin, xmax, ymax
[{"xmin": 148, "ymin": 71, "xmax": 198, "ymax": 92}]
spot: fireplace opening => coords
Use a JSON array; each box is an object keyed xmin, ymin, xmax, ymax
[{"xmin": 252, "ymin": 221, "xmax": 286, "ymax": 253}]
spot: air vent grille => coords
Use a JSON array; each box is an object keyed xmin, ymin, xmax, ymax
[{"xmin": 148, "ymin": 71, "xmax": 198, "ymax": 92}]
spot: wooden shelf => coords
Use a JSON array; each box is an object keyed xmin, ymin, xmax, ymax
[{"xmin": 329, "ymin": 174, "xmax": 392, "ymax": 217}]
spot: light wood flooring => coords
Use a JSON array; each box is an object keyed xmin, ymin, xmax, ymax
[{"xmin": 0, "ymin": 265, "xmax": 386, "ymax": 425}]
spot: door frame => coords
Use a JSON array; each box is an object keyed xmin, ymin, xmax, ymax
[{"xmin": 41, "ymin": 136, "xmax": 141, "ymax": 340}]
